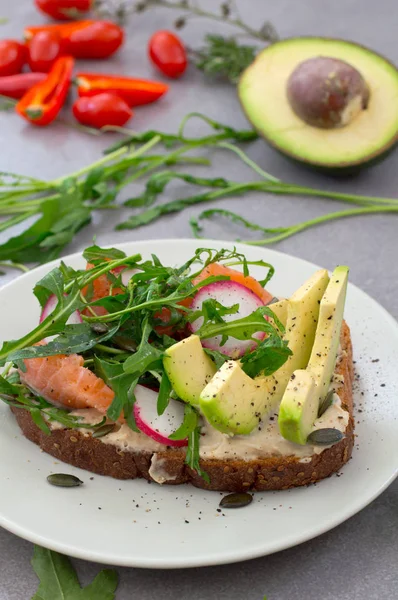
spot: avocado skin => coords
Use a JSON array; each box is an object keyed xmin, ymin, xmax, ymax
[
  {"xmin": 238, "ymin": 36, "xmax": 398, "ymax": 175},
  {"xmin": 263, "ymin": 137, "xmax": 397, "ymax": 177}
]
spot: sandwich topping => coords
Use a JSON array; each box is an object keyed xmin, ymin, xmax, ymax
[{"xmin": 0, "ymin": 244, "xmax": 350, "ymax": 485}]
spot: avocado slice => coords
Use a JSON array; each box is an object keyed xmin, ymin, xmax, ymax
[
  {"xmin": 199, "ymin": 359, "xmax": 268, "ymax": 434},
  {"xmin": 307, "ymin": 265, "xmax": 349, "ymax": 403},
  {"xmin": 268, "ymin": 298, "xmax": 287, "ymax": 327},
  {"xmin": 163, "ymin": 335, "xmax": 217, "ymax": 406},
  {"xmin": 278, "ymin": 370, "xmax": 318, "ymax": 445},
  {"xmin": 239, "ymin": 37, "xmax": 398, "ymax": 172},
  {"xmin": 199, "ymin": 269, "xmax": 329, "ymax": 434},
  {"xmin": 278, "ymin": 266, "xmax": 349, "ymax": 444}
]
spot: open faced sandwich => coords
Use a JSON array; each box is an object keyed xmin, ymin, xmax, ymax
[{"xmin": 0, "ymin": 245, "xmax": 353, "ymax": 492}]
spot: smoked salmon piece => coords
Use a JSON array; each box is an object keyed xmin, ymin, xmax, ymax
[
  {"xmin": 20, "ymin": 352, "xmax": 114, "ymax": 411},
  {"xmin": 82, "ymin": 262, "xmax": 125, "ymax": 316}
]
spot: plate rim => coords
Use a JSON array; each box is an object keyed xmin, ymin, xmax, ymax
[{"xmin": 0, "ymin": 238, "xmax": 397, "ymax": 569}]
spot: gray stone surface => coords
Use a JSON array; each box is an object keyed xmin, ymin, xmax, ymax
[{"xmin": 0, "ymin": 0, "xmax": 397, "ymax": 598}]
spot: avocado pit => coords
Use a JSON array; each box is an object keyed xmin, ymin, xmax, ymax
[{"xmin": 287, "ymin": 56, "xmax": 370, "ymax": 129}]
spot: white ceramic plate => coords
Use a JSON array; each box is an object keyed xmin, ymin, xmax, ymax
[{"xmin": 0, "ymin": 239, "xmax": 397, "ymax": 569}]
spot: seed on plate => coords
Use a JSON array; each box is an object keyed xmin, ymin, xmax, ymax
[
  {"xmin": 47, "ymin": 473, "xmax": 83, "ymax": 487},
  {"xmin": 307, "ymin": 428, "xmax": 344, "ymax": 445},
  {"xmin": 92, "ymin": 423, "xmax": 116, "ymax": 438},
  {"xmin": 219, "ymin": 492, "xmax": 253, "ymax": 509}
]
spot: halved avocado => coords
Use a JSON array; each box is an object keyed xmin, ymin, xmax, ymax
[{"xmin": 238, "ymin": 37, "xmax": 398, "ymax": 172}]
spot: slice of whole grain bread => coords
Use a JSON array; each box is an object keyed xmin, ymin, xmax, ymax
[{"xmin": 11, "ymin": 322, "xmax": 354, "ymax": 492}]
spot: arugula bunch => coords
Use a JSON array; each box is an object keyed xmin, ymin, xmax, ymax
[
  {"xmin": 0, "ymin": 113, "xmax": 257, "ymax": 269},
  {"xmin": 0, "ymin": 112, "xmax": 396, "ymax": 275},
  {"xmin": 0, "ymin": 244, "xmax": 287, "ymax": 479}
]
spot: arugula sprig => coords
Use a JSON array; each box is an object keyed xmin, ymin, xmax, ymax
[
  {"xmin": 170, "ymin": 404, "xmax": 209, "ymax": 482},
  {"xmin": 0, "ymin": 375, "xmax": 106, "ymax": 435},
  {"xmin": 0, "ymin": 245, "xmax": 282, "ymax": 432},
  {"xmin": 31, "ymin": 545, "xmax": 118, "ymax": 600}
]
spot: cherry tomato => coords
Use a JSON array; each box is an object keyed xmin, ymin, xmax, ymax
[
  {"xmin": 72, "ymin": 93, "xmax": 133, "ymax": 129},
  {"xmin": 0, "ymin": 40, "xmax": 27, "ymax": 77},
  {"xmin": 28, "ymin": 31, "xmax": 64, "ymax": 73},
  {"xmin": 148, "ymin": 30, "xmax": 187, "ymax": 79},
  {"xmin": 65, "ymin": 20, "xmax": 124, "ymax": 59},
  {"xmin": 35, "ymin": 0, "xmax": 92, "ymax": 21}
]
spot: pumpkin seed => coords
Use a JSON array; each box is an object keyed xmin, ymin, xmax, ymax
[
  {"xmin": 266, "ymin": 296, "xmax": 279, "ymax": 305},
  {"xmin": 92, "ymin": 423, "xmax": 116, "ymax": 438},
  {"xmin": 47, "ymin": 473, "xmax": 83, "ymax": 488},
  {"xmin": 318, "ymin": 390, "xmax": 334, "ymax": 417},
  {"xmin": 307, "ymin": 428, "xmax": 344, "ymax": 446},
  {"xmin": 219, "ymin": 492, "xmax": 253, "ymax": 509},
  {"xmin": 113, "ymin": 335, "xmax": 137, "ymax": 352},
  {"xmin": 90, "ymin": 322, "xmax": 109, "ymax": 334}
]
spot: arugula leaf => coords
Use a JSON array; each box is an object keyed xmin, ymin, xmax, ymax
[
  {"xmin": 31, "ymin": 545, "xmax": 118, "ymax": 600},
  {"xmin": 95, "ymin": 357, "xmax": 139, "ymax": 428},
  {"xmin": 157, "ymin": 371, "xmax": 172, "ymax": 415},
  {"xmin": 190, "ymin": 298, "xmax": 239, "ymax": 325},
  {"xmin": 0, "ymin": 381, "xmax": 106, "ymax": 433},
  {"xmin": 83, "ymin": 245, "xmax": 127, "ymax": 263},
  {"xmin": 197, "ymin": 306, "xmax": 279, "ymax": 343},
  {"xmin": 240, "ymin": 335, "xmax": 292, "ymax": 378},
  {"xmin": 123, "ymin": 318, "xmax": 163, "ymax": 376},
  {"xmin": 33, "ymin": 267, "xmax": 64, "ymax": 306},
  {"xmin": 0, "ymin": 199, "xmax": 60, "ymax": 264},
  {"xmin": 0, "ymin": 283, "xmax": 84, "ymax": 366},
  {"xmin": 169, "ymin": 404, "xmax": 198, "ymax": 440},
  {"xmin": 0, "ymin": 374, "xmax": 19, "ymax": 396},
  {"xmin": 203, "ymin": 348, "xmax": 228, "ymax": 370},
  {"xmin": 7, "ymin": 323, "xmax": 121, "ymax": 363},
  {"xmin": 30, "ymin": 408, "xmax": 51, "ymax": 435},
  {"xmin": 186, "ymin": 425, "xmax": 209, "ymax": 483}
]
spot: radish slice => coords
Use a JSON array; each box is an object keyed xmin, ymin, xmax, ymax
[
  {"xmin": 133, "ymin": 385, "xmax": 188, "ymax": 447},
  {"xmin": 120, "ymin": 268, "xmax": 137, "ymax": 287},
  {"xmin": 39, "ymin": 294, "xmax": 83, "ymax": 325},
  {"xmin": 189, "ymin": 281, "xmax": 266, "ymax": 358}
]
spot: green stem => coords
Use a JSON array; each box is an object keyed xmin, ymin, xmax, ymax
[
  {"xmin": 148, "ymin": 0, "xmax": 275, "ymax": 41},
  {"xmin": 0, "ymin": 261, "xmax": 29, "ymax": 273},
  {"xmin": 0, "ymin": 212, "xmax": 36, "ymax": 233},
  {"xmin": 218, "ymin": 141, "xmax": 280, "ymax": 182},
  {"xmin": 195, "ymin": 205, "xmax": 398, "ymax": 246},
  {"xmin": 116, "ymin": 142, "xmax": 201, "ymax": 190},
  {"xmin": 279, "ymin": 184, "xmax": 398, "ymax": 207},
  {"xmin": 94, "ymin": 343, "xmax": 125, "ymax": 355},
  {"xmin": 52, "ymin": 146, "xmax": 130, "ymax": 185},
  {"xmin": 0, "ymin": 200, "xmax": 44, "ymax": 214}
]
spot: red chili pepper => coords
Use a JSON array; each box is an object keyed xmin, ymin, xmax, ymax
[
  {"xmin": 0, "ymin": 40, "xmax": 28, "ymax": 77},
  {"xmin": 25, "ymin": 20, "xmax": 124, "ymax": 59},
  {"xmin": 24, "ymin": 20, "xmax": 95, "ymax": 40},
  {"xmin": 35, "ymin": 0, "xmax": 92, "ymax": 21},
  {"xmin": 72, "ymin": 93, "xmax": 133, "ymax": 128},
  {"xmin": 28, "ymin": 30, "xmax": 64, "ymax": 73},
  {"xmin": 148, "ymin": 30, "xmax": 187, "ymax": 79},
  {"xmin": 16, "ymin": 55, "xmax": 74, "ymax": 126},
  {"xmin": 0, "ymin": 72, "xmax": 47, "ymax": 99},
  {"xmin": 75, "ymin": 72, "xmax": 169, "ymax": 107}
]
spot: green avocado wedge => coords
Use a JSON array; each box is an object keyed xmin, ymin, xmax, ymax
[
  {"xmin": 307, "ymin": 266, "xmax": 349, "ymax": 404},
  {"xmin": 238, "ymin": 37, "xmax": 398, "ymax": 173},
  {"xmin": 163, "ymin": 335, "xmax": 217, "ymax": 407},
  {"xmin": 267, "ymin": 298, "xmax": 287, "ymax": 327},
  {"xmin": 278, "ymin": 370, "xmax": 319, "ymax": 445},
  {"xmin": 199, "ymin": 269, "xmax": 330, "ymax": 435},
  {"xmin": 278, "ymin": 266, "xmax": 349, "ymax": 444}
]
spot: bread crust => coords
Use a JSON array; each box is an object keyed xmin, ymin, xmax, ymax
[{"xmin": 11, "ymin": 322, "xmax": 354, "ymax": 492}]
